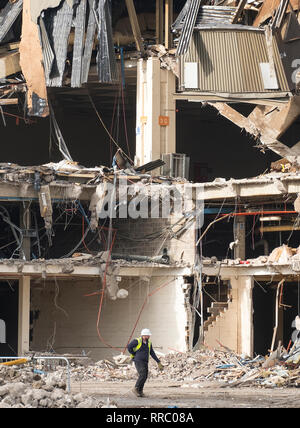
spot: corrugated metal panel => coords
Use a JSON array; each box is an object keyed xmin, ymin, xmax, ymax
[
  {"xmin": 44, "ymin": 1, "xmax": 74, "ymax": 87},
  {"xmin": 0, "ymin": 0, "xmax": 23, "ymax": 43},
  {"xmin": 173, "ymin": 5, "xmax": 236, "ymax": 31},
  {"xmin": 182, "ymin": 28, "xmax": 290, "ymax": 94},
  {"xmin": 177, "ymin": 0, "xmax": 201, "ymax": 56}
]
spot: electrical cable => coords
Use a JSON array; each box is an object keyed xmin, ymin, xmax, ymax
[
  {"xmin": 88, "ymin": 91, "xmax": 133, "ymax": 164},
  {"xmin": 123, "ymin": 277, "xmax": 175, "ymax": 354}
]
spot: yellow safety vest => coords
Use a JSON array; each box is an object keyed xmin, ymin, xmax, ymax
[{"xmin": 130, "ymin": 337, "xmax": 151, "ymax": 358}]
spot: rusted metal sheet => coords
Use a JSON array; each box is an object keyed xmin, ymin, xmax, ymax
[{"xmin": 180, "ymin": 27, "xmax": 289, "ymax": 95}]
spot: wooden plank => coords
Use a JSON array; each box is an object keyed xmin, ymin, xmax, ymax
[
  {"xmin": 259, "ymin": 225, "xmax": 300, "ymax": 232},
  {"xmin": 0, "ymin": 51, "xmax": 20, "ymax": 78},
  {"xmin": 231, "ymin": 0, "xmax": 247, "ymax": 24},
  {"xmin": 253, "ymin": 0, "xmax": 300, "ymax": 27},
  {"xmin": 0, "ymin": 98, "xmax": 18, "ymax": 105}
]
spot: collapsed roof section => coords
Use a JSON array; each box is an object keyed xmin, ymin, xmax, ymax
[
  {"xmin": 0, "ymin": 0, "xmax": 130, "ymax": 117},
  {"xmin": 174, "ymin": 0, "xmax": 300, "ymax": 168}
]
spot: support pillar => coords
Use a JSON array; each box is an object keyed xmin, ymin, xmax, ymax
[
  {"xmin": 20, "ymin": 201, "xmax": 31, "ymax": 261},
  {"xmin": 165, "ymin": 0, "xmax": 173, "ymax": 49},
  {"xmin": 156, "ymin": 0, "xmax": 164, "ymax": 44},
  {"xmin": 237, "ymin": 275, "xmax": 254, "ymax": 356},
  {"xmin": 234, "ymin": 216, "xmax": 246, "ymax": 260},
  {"xmin": 18, "ymin": 276, "xmax": 30, "ymax": 355},
  {"xmin": 135, "ymin": 57, "xmax": 176, "ymax": 166}
]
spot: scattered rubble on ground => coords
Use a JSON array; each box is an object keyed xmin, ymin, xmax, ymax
[
  {"xmin": 70, "ymin": 341, "xmax": 300, "ymax": 389},
  {"xmin": 1, "ymin": 340, "xmax": 300, "ymax": 407},
  {"xmin": 0, "ymin": 364, "xmax": 117, "ymax": 408}
]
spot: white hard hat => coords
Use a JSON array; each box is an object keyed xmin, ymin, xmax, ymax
[{"xmin": 141, "ymin": 328, "xmax": 152, "ymax": 336}]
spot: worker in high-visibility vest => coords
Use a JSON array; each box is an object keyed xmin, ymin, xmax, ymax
[{"xmin": 127, "ymin": 328, "xmax": 164, "ymax": 397}]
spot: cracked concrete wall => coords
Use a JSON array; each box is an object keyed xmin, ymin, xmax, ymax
[
  {"xmin": 204, "ymin": 276, "xmax": 254, "ymax": 356},
  {"xmin": 112, "ymin": 215, "xmax": 196, "ymax": 265},
  {"xmin": 30, "ymin": 276, "xmax": 189, "ymax": 360}
]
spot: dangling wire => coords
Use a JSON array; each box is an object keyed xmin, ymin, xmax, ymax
[
  {"xmin": 298, "ymin": 276, "xmax": 300, "ymax": 316},
  {"xmin": 49, "ymin": 102, "xmax": 73, "ymax": 162}
]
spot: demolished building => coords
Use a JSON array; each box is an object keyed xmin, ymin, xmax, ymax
[{"xmin": 0, "ymin": 0, "xmax": 300, "ymax": 371}]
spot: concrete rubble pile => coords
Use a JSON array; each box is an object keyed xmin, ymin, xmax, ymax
[
  {"xmin": 204, "ymin": 244, "xmax": 300, "ymax": 269},
  {"xmin": 0, "ymin": 364, "xmax": 117, "ymax": 408},
  {"xmin": 69, "ymin": 342, "xmax": 300, "ymax": 389}
]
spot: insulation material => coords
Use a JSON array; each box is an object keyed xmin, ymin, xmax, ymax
[
  {"xmin": 38, "ymin": 185, "xmax": 53, "ymax": 234},
  {"xmin": 267, "ymin": 244, "xmax": 294, "ymax": 263}
]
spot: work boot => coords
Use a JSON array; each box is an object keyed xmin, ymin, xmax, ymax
[
  {"xmin": 132, "ymin": 387, "xmax": 141, "ymax": 397},
  {"xmin": 139, "ymin": 391, "xmax": 145, "ymax": 397}
]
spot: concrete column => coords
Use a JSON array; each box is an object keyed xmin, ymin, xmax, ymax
[
  {"xmin": 135, "ymin": 57, "xmax": 176, "ymax": 166},
  {"xmin": 234, "ymin": 216, "xmax": 246, "ymax": 260},
  {"xmin": 18, "ymin": 276, "xmax": 30, "ymax": 355},
  {"xmin": 165, "ymin": 0, "xmax": 174, "ymax": 49},
  {"xmin": 156, "ymin": 0, "xmax": 164, "ymax": 44},
  {"xmin": 20, "ymin": 202, "xmax": 31, "ymax": 261},
  {"xmin": 237, "ymin": 275, "xmax": 254, "ymax": 356}
]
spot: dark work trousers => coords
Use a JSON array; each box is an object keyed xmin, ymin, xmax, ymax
[{"xmin": 134, "ymin": 360, "xmax": 148, "ymax": 392}]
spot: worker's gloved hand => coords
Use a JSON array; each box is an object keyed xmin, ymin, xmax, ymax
[{"xmin": 158, "ymin": 362, "xmax": 164, "ymax": 371}]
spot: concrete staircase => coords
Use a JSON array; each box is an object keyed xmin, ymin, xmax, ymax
[{"xmin": 203, "ymin": 302, "xmax": 228, "ymax": 332}]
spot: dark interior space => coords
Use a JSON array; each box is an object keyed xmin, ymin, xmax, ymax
[
  {"xmin": 280, "ymin": 281, "xmax": 300, "ymax": 349},
  {"xmin": 201, "ymin": 204, "xmax": 300, "ymax": 261},
  {"xmin": 253, "ymin": 281, "xmax": 275, "ymax": 356},
  {"xmin": 0, "ymin": 281, "xmax": 18, "ymax": 357},
  {"xmin": 176, "ymin": 101, "xmax": 279, "ymax": 182},
  {"xmin": 253, "ymin": 280, "xmax": 300, "ymax": 356},
  {"xmin": 0, "ymin": 201, "xmax": 111, "ymax": 261},
  {"xmin": 0, "ymin": 82, "xmax": 137, "ymax": 168}
]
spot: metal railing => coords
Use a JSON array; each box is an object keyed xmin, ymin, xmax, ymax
[{"xmin": 0, "ymin": 356, "xmax": 71, "ymax": 392}]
